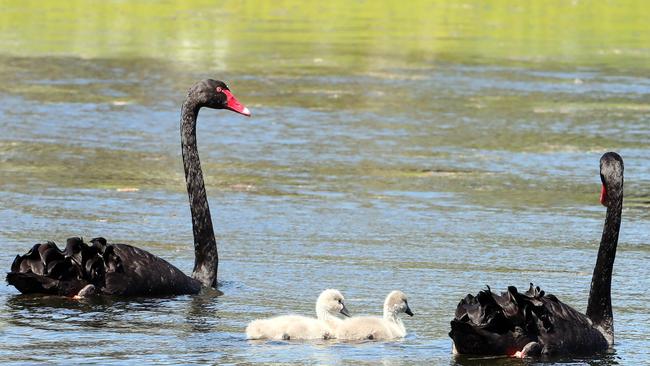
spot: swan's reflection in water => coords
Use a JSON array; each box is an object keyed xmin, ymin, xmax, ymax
[
  {"xmin": 6, "ymin": 293, "xmax": 179, "ymax": 329},
  {"xmin": 450, "ymin": 351, "xmax": 619, "ymax": 366},
  {"xmin": 185, "ymin": 287, "xmax": 223, "ymax": 333},
  {"xmin": 2, "ymin": 291, "xmax": 228, "ymax": 363}
]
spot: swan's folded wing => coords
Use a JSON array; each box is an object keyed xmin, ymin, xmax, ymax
[
  {"xmin": 103, "ymin": 244, "xmax": 201, "ymax": 296},
  {"xmin": 454, "ymin": 288, "xmax": 514, "ymax": 333},
  {"xmin": 530, "ymin": 292, "xmax": 609, "ymax": 355}
]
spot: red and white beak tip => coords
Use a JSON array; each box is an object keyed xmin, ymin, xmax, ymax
[{"xmin": 223, "ymin": 89, "xmax": 251, "ymax": 116}]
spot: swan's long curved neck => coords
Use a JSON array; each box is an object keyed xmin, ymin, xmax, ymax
[
  {"xmin": 586, "ymin": 196, "xmax": 622, "ymax": 345},
  {"xmin": 181, "ymin": 99, "xmax": 218, "ymax": 288}
]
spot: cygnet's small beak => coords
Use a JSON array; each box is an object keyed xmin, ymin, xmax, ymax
[
  {"xmin": 405, "ymin": 304, "xmax": 414, "ymax": 317},
  {"xmin": 340, "ymin": 303, "xmax": 351, "ymax": 317}
]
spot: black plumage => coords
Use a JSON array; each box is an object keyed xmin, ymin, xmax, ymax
[
  {"xmin": 6, "ymin": 80, "xmax": 250, "ymax": 297},
  {"xmin": 449, "ymin": 152, "xmax": 624, "ymax": 357},
  {"xmin": 8, "ymin": 237, "xmax": 121, "ymax": 296}
]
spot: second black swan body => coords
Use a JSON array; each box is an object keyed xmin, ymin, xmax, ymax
[
  {"xmin": 6, "ymin": 80, "xmax": 251, "ymax": 296},
  {"xmin": 449, "ymin": 152, "xmax": 623, "ymax": 357}
]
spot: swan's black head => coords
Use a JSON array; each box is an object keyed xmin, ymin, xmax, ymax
[
  {"xmin": 599, "ymin": 152, "xmax": 624, "ymax": 207},
  {"xmin": 187, "ymin": 79, "xmax": 250, "ymax": 116}
]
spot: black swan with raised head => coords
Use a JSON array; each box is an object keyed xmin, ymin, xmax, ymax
[
  {"xmin": 6, "ymin": 79, "xmax": 250, "ymax": 297},
  {"xmin": 449, "ymin": 152, "xmax": 623, "ymax": 358}
]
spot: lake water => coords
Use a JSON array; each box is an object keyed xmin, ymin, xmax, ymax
[{"xmin": 0, "ymin": 1, "xmax": 649, "ymax": 365}]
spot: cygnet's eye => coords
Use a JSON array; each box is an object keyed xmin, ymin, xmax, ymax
[{"xmin": 338, "ymin": 299, "xmax": 343, "ymax": 304}]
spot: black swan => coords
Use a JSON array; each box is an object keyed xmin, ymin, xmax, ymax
[
  {"xmin": 449, "ymin": 152, "xmax": 623, "ymax": 358},
  {"xmin": 6, "ymin": 79, "xmax": 250, "ymax": 297}
]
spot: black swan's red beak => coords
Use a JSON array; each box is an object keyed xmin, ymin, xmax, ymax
[
  {"xmin": 599, "ymin": 184, "xmax": 607, "ymax": 206},
  {"xmin": 223, "ymin": 89, "xmax": 251, "ymax": 116}
]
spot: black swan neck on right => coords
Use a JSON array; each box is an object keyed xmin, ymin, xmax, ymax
[
  {"xmin": 586, "ymin": 151, "xmax": 624, "ymax": 344},
  {"xmin": 449, "ymin": 152, "xmax": 624, "ymax": 358}
]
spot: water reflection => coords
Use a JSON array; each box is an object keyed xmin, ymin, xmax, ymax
[
  {"xmin": 5, "ymin": 293, "xmax": 176, "ymax": 328},
  {"xmin": 450, "ymin": 351, "xmax": 620, "ymax": 366},
  {"xmin": 185, "ymin": 288, "xmax": 224, "ymax": 333}
]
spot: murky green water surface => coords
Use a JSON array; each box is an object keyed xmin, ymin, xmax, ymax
[{"xmin": 1, "ymin": 1, "xmax": 649, "ymax": 365}]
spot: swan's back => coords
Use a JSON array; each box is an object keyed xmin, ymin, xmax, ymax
[
  {"xmin": 450, "ymin": 284, "xmax": 609, "ymax": 356},
  {"xmin": 105, "ymin": 244, "xmax": 201, "ymax": 296}
]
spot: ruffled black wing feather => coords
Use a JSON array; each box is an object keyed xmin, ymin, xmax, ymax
[
  {"xmin": 6, "ymin": 237, "xmax": 121, "ymax": 296},
  {"xmin": 7, "ymin": 237, "xmax": 202, "ymax": 296},
  {"xmin": 450, "ymin": 283, "xmax": 609, "ymax": 356}
]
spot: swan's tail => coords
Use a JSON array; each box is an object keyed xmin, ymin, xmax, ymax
[
  {"xmin": 6, "ymin": 271, "xmax": 84, "ymax": 296},
  {"xmin": 449, "ymin": 284, "xmax": 545, "ymax": 356},
  {"xmin": 450, "ymin": 283, "xmax": 611, "ymax": 356},
  {"xmin": 6, "ymin": 237, "xmax": 123, "ymax": 296}
]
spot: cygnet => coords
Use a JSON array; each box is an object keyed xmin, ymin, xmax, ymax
[
  {"xmin": 246, "ymin": 289, "xmax": 350, "ymax": 340},
  {"xmin": 335, "ymin": 290, "xmax": 413, "ymax": 341}
]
